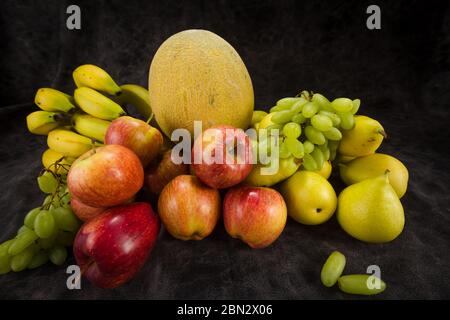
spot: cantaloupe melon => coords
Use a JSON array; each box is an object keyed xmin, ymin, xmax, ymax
[{"xmin": 148, "ymin": 29, "xmax": 254, "ymax": 137}]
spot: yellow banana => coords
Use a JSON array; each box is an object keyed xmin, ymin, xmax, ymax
[
  {"xmin": 47, "ymin": 129, "xmax": 100, "ymax": 158},
  {"xmin": 26, "ymin": 111, "xmax": 63, "ymax": 135},
  {"xmin": 74, "ymin": 87, "xmax": 126, "ymax": 121},
  {"xmin": 34, "ymin": 88, "xmax": 76, "ymax": 113},
  {"xmin": 112, "ymin": 84, "xmax": 153, "ymax": 120},
  {"xmin": 42, "ymin": 149, "xmax": 75, "ymax": 174},
  {"xmin": 73, "ymin": 64, "xmax": 121, "ymax": 96},
  {"xmin": 72, "ymin": 113, "xmax": 111, "ymax": 143}
]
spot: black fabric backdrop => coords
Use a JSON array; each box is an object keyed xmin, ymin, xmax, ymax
[{"xmin": 0, "ymin": 0, "xmax": 449, "ymax": 299}]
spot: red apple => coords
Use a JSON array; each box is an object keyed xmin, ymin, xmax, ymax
[
  {"xmin": 223, "ymin": 186, "xmax": 287, "ymax": 249},
  {"xmin": 70, "ymin": 196, "xmax": 106, "ymax": 222},
  {"xmin": 67, "ymin": 144, "xmax": 143, "ymax": 207},
  {"xmin": 105, "ymin": 116, "xmax": 163, "ymax": 167},
  {"xmin": 158, "ymin": 175, "xmax": 220, "ymax": 240},
  {"xmin": 145, "ymin": 149, "xmax": 189, "ymax": 194},
  {"xmin": 191, "ymin": 125, "xmax": 253, "ymax": 189},
  {"xmin": 73, "ymin": 202, "xmax": 160, "ymax": 289}
]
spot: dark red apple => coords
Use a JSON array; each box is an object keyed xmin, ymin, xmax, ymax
[
  {"xmin": 223, "ymin": 186, "xmax": 287, "ymax": 249},
  {"xmin": 67, "ymin": 144, "xmax": 143, "ymax": 207},
  {"xmin": 145, "ymin": 149, "xmax": 189, "ymax": 194},
  {"xmin": 158, "ymin": 175, "xmax": 220, "ymax": 240},
  {"xmin": 105, "ymin": 116, "xmax": 163, "ymax": 167},
  {"xmin": 191, "ymin": 125, "xmax": 253, "ymax": 189},
  {"xmin": 73, "ymin": 202, "xmax": 160, "ymax": 289}
]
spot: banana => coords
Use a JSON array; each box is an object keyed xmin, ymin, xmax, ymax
[
  {"xmin": 42, "ymin": 149, "xmax": 75, "ymax": 174},
  {"xmin": 72, "ymin": 113, "xmax": 111, "ymax": 143},
  {"xmin": 47, "ymin": 129, "xmax": 101, "ymax": 158},
  {"xmin": 73, "ymin": 64, "xmax": 122, "ymax": 96},
  {"xmin": 26, "ymin": 111, "xmax": 64, "ymax": 135},
  {"xmin": 34, "ymin": 88, "xmax": 76, "ymax": 113},
  {"xmin": 74, "ymin": 87, "xmax": 126, "ymax": 121},
  {"xmin": 112, "ymin": 84, "xmax": 153, "ymax": 120}
]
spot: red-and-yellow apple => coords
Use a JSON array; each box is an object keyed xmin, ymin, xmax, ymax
[
  {"xmin": 73, "ymin": 202, "xmax": 160, "ymax": 289},
  {"xmin": 191, "ymin": 125, "xmax": 253, "ymax": 189},
  {"xmin": 223, "ymin": 186, "xmax": 287, "ymax": 249},
  {"xmin": 70, "ymin": 196, "xmax": 106, "ymax": 222},
  {"xmin": 145, "ymin": 149, "xmax": 189, "ymax": 194},
  {"xmin": 105, "ymin": 116, "xmax": 163, "ymax": 167},
  {"xmin": 157, "ymin": 175, "xmax": 220, "ymax": 240},
  {"xmin": 67, "ymin": 144, "xmax": 143, "ymax": 207}
]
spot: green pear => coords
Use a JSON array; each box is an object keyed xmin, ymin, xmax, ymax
[{"xmin": 337, "ymin": 173, "xmax": 404, "ymax": 243}]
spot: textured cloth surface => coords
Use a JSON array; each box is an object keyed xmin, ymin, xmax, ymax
[{"xmin": 0, "ymin": 0, "xmax": 449, "ymax": 299}]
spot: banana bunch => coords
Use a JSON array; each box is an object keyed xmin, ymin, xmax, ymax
[{"xmin": 26, "ymin": 64, "xmax": 153, "ymax": 159}]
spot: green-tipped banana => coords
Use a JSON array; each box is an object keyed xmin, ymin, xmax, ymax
[
  {"xmin": 72, "ymin": 113, "xmax": 111, "ymax": 143},
  {"xmin": 26, "ymin": 111, "xmax": 65, "ymax": 135},
  {"xmin": 73, "ymin": 64, "xmax": 121, "ymax": 96},
  {"xmin": 35, "ymin": 88, "xmax": 76, "ymax": 113},
  {"xmin": 112, "ymin": 84, "xmax": 153, "ymax": 120},
  {"xmin": 74, "ymin": 87, "xmax": 126, "ymax": 121},
  {"xmin": 47, "ymin": 129, "xmax": 100, "ymax": 158}
]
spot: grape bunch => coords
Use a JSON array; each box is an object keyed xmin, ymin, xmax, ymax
[
  {"xmin": 0, "ymin": 160, "xmax": 80, "ymax": 275},
  {"xmin": 252, "ymin": 91, "xmax": 360, "ymax": 171}
]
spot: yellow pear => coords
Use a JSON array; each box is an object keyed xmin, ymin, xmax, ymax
[
  {"xmin": 340, "ymin": 153, "xmax": 409, "ymax": 198},
  {"xmin": 281, "ymin": 171, "xmax": 337, "ymax": 225},
  {"xmin": 338, "ymin": 115, "xmax": 386, "ymax": 157},
  {"xmin": 245, "ymin": 156, "xmax": 301, "ymax": 187},
  {"xmin": 337, "ymin": 174, "xmax": 404, "ymax": 243},
  {"xmin": 313, "ymin": 160, "xmax": 332, "ymax": 179}
]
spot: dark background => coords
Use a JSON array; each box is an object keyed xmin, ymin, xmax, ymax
[{"xmin": 0, "ymin": 0, "xmax": 449, "ymax": 299}]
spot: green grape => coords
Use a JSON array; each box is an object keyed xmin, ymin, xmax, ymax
[
  {"xmin": 311, "ymin": 114, "xmax": 333, "ymax": 132},
  {"xmin": 10, "ymin": 245, "xmax": 36, "ymax": 272},
  {"xmin": 283, "ymin": 122, "xmax": 301, "ymax": 138},
  {"xmin": 265, "ymin": 124, "xmax": 283, "ymax": 137},
  {"xmin": 24, "ymin": 207, "xmax": 41, "ymax": 229},
  {"xmin": 305, "ymin": 126, "xmax": 326, "ymax": 145},
  {"xmin": 311, "ymin": 148, "xmax": 325, "ymax": 170},
  {"xmin": 302, "ymin": 154, "xmax": 318, "ymax": 171},
  {"xmin": 302, "ymin": 102, "xmax": 319, "ymax": 118},
  {"xmin": 8, "ymin": 229, "xmax": 38, "ymax": 255},
  {"xmin": 285, "ymin": 138, "xmax": 304, "ymax": 158},
  {"xmin": 351, "ymin": 99, "xmax": 361, "ymax": 115},
  {"xmin": 51, "ymin": 207, "xmax": 80, "ymax": 233},
  {"xmin": 290, "ymin": 98, "xmax": 308, "ymax": 114},
  {"xmin": 276, "ymin": 97, "xmax": 301, "ymax": 109},
  {"xmin": 303, "ymin": 141, "xmax": 315, "ymax": 154},
  {"xmin": 270, "ymin": 105, "xmax": 286, "ymax": 112},
  {"xmin": 37, "ymin": 171, "xmax": 58, "ymax": 194},
  {"xmin": 42, "ymin": 195, "xmax": 52, "ymax": 206},
  {"xmin": 292, "ymin": 113, "xmax": 307, "ymax": 124},
  {"xmin": 323, "ymin": 127, "xmax": 343, "ymax": 141},
  {"xmin": 330, "ymin": 149, "xmax": 337, "ymax": 161},
  {"xmin": 37, "ymin": 232, "xmax": 57, "ymax": 249},
  {"xmin": 0, "ymin": 240, "xmax": 14, "ymax": 274},
  {"xmin": 49, "ymin": 246, "xmax": 67, "ymax": 266},
  {"xmin": 17, "ymin": 225, "xmax": 31, "ymax": 235},
  {"xmin": 318, "ymin": 110, "xmax": 341, "ymax": 126},
  {"xmin": 34, "ymin": 210, "xmax": 56, "ymax": 239},
  {"xmin": 299, "ymin": 90, "xmax": 310, "ymax": 100},
  {"xmin": 331, "ymin": 98, "xmax": 353, "ymax": 113},
  {"xmin": 319, "ymin": 144, "xmax": 331, "ymax": 160},
  {"xmin": 338, "ymin": 112, "xmax": 355, "ymax": 130},
  {"xmin": 271, "ymin": 110, "xmax": 294, "ymax": 124},
  {"xmin": 56, "ymin": 231, "xmax": 76, "ymax": 247},
  {"xmin": 28, "ymin": 251, "xmax": 49, "ymax": 269},
  {"xmin": 312, "ymin": 93, "xmax": 332, "ymax": 111},
  {"xmin": 251, "ymin": 110, "xmax": 268, "ymax": 125},
  {"xmin": 278, "ymin": 141, "xmax": 291, "ymax": 159}
]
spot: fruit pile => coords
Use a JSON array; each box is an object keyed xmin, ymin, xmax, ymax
[{"xmin": 0, "ymin": 29, "xmax": 409, "ymax": 296}]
